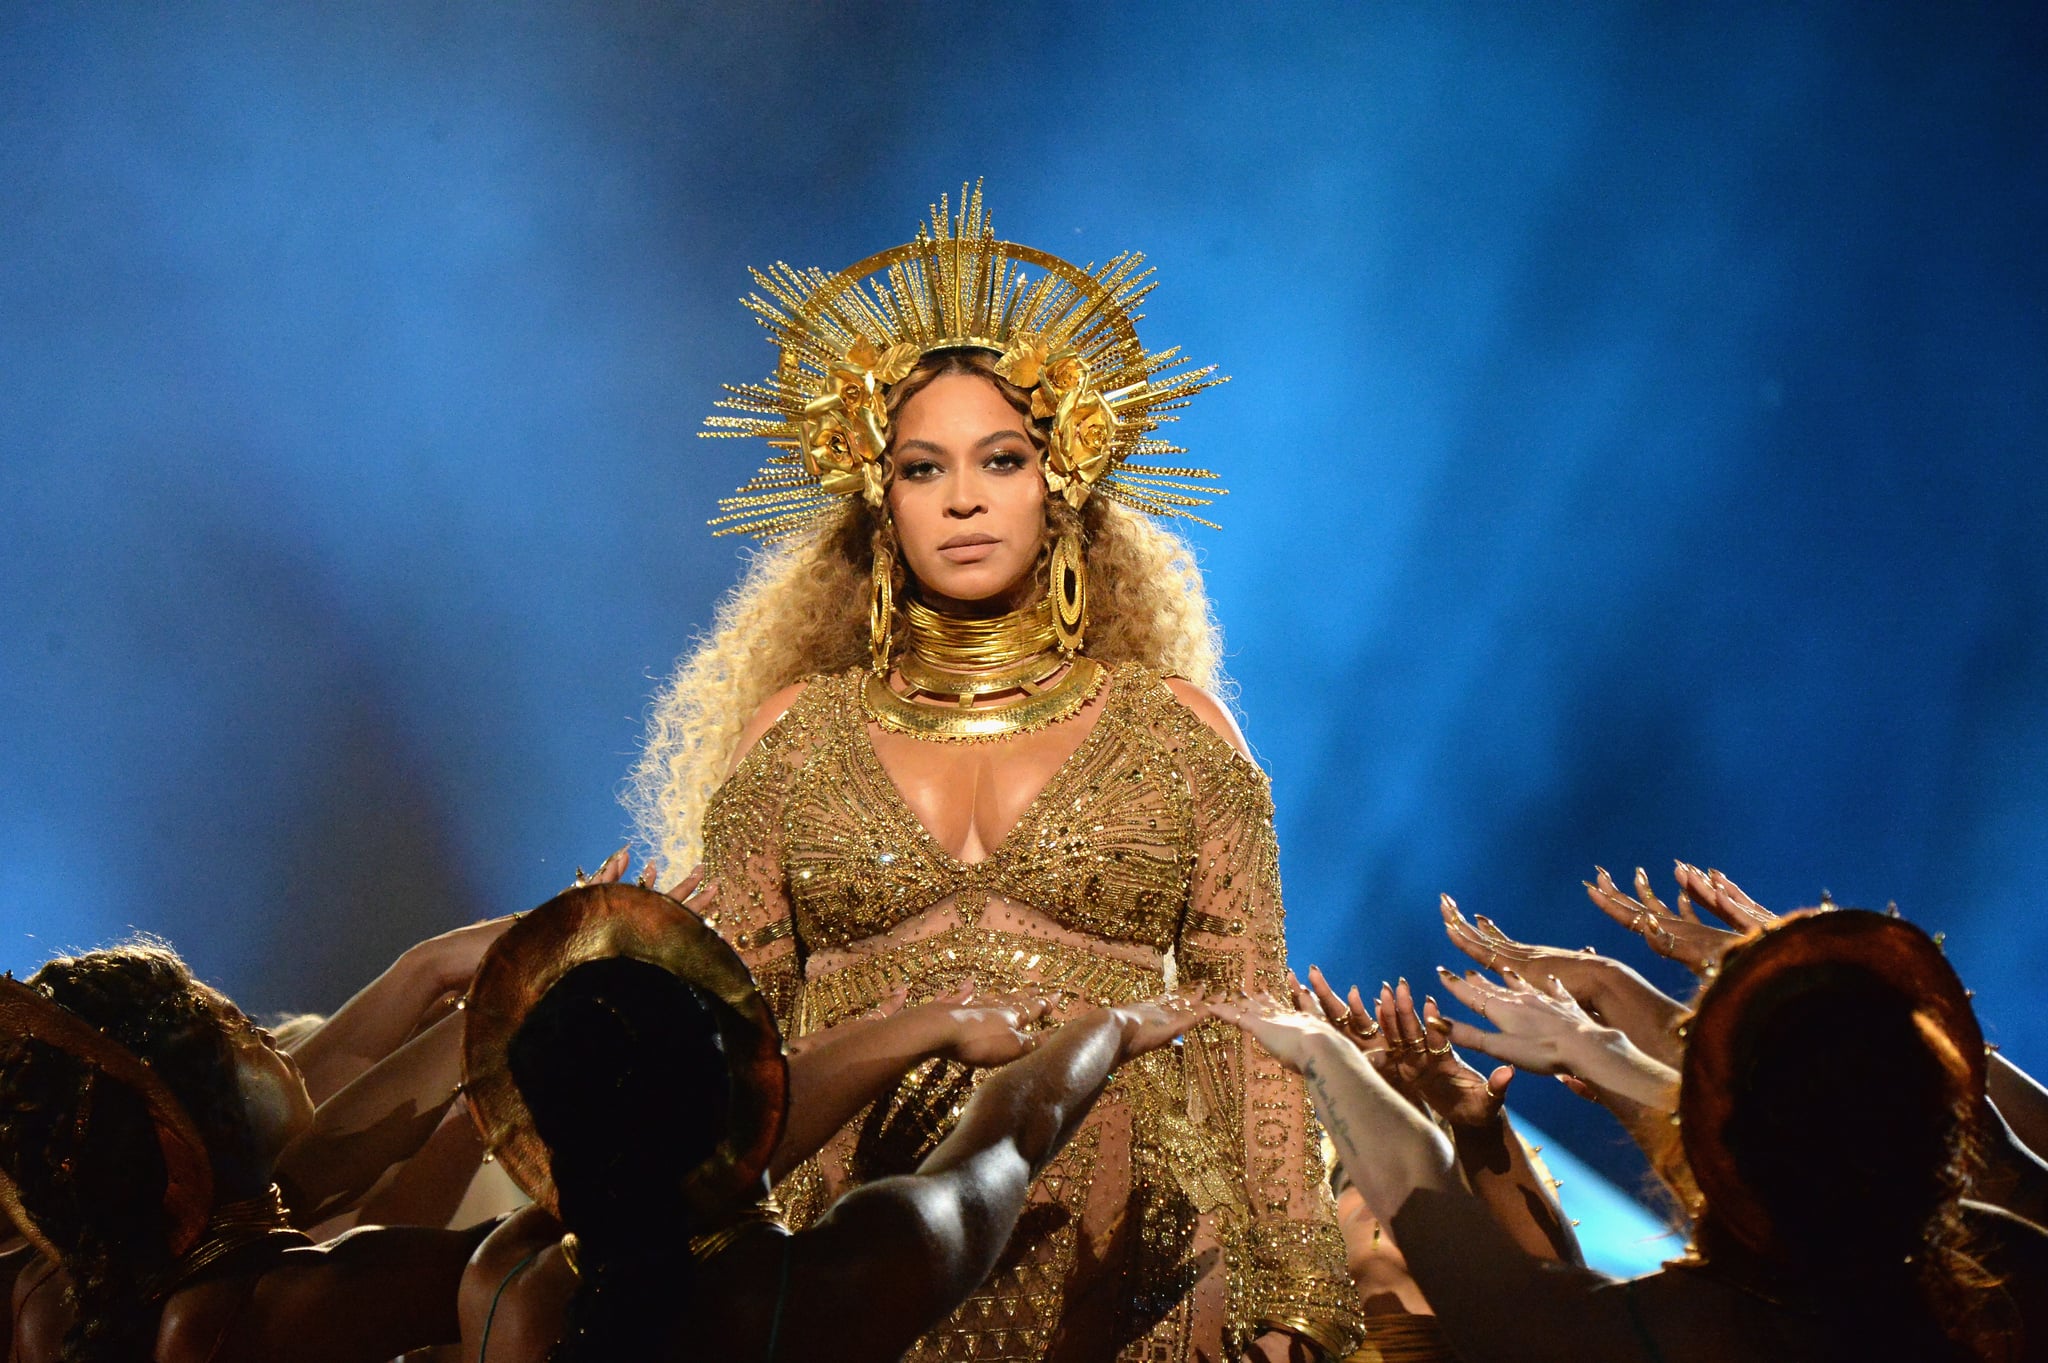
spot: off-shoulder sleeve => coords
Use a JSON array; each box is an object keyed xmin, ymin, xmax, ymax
[
  {"xmin": 1151, "ymin": 679, "xmax": 1365, "ymax": 1359},
  {"xmin": 696, "ymin": 681, "xmax": 833, "ymax": 1031}
]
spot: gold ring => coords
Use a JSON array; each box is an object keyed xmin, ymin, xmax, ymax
[
  {"xmin": 1475, "ymin": 997, "xmax": 1488, "ymax": 1019},
  {"xmin": 1424, "ymin": 1035, "xmax": 1454, "ymax": 1057}
]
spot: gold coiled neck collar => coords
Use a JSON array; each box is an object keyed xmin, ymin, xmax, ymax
[{"xmin": 902, "ymin": 595, "xmax": 1061, "ymax": 673}]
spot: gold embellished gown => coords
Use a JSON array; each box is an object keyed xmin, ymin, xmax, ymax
[{"xmin": 700, "ymin": 663, "xmax": 1364, "ymax": 1361}]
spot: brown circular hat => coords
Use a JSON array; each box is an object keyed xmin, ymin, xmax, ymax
[
  {"xmin": 461, "ymin": 882, "xmax": 788, "ymax": 1218},
  {"xmin": 1678, "ymin": 907, "xmax": 1983, "ymax": 1257}
]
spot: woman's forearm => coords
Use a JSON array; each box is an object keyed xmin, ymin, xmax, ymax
[
  {"xmin": 278, "ymin": 1012, "xmax": 465, "ymax": 1224},
  {"xmin": 1450, "ymin": 1113, "xmax": 1582, "ymax": 1264},
  {"xmin": 773, "ymin": 1010, "xmax": 947, "ymax": 1179},
  {"xmin": 1297, "ymin": 1034, "xmax": 1459, "ymax": 1227},
  {"xmin": 921, "ymin": 1008, "xmax": 1126, "ymax": 1181},
  {"xmin": 289, "ymin": 945, "xmax": 459, "ymax": 1102}
]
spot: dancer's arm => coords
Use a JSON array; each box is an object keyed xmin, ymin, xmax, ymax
[
  {"xmin": 773, "ymin": 990, "xmax": 1050, "ymax": 1179},
  {"xmin": 277, "ymin": 1011, "xmax": 467, "ymax": 1226},
  {"xmin": 287, "ymin": 916, "xmax": 514, "ymax": 1103},
  {"xmin": 779, "ymin": 1001, "xmax": 1197, "ymax": 1363},
  {"xmin": 1216, "ymin": 998, "xmax": 1646, "ymax": 1363},
  {"xmin": 239, "ymin": 1222, "xmax": 496, "ymax": 1363}
]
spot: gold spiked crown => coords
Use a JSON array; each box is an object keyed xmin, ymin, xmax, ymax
[{"xmin": 703, "ymin": 183, "xmax": 1229, "ymax": 542}]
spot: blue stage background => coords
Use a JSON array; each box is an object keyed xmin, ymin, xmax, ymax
[{"xmin": 4, "ymin": 3, "xmax": 2045, "ymax": 1204}]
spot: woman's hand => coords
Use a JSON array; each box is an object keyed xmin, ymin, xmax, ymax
[
  {"xmin": 900, "ymin": 987, "xmax": 1055, "ymax": 1068},
  {"xmin": 1296, "ymin": 965, "xmax": 1388, "ymax": 1058},
  {"xmin": 1208, "ymin": 992, "xmax": 1344, "ymax": 1075},
  {"xmin": 1108, "ymin": 994, "xmax": 1206, "ymax": 1062},
  {"xmin": 579, "ymin": 845, "xmax": 703, "ymax": 900},
  {"xmin": 1441, "ymin": 893, "xmax": 1687, "ymax": 1068},
  {"xmin": 1435, "ymin": 967, "xmax": 1678, "ymax": 1112},
  {"xmin": 1586, "ymin": 863, "xmax": 1782, "ymax": 977},
  {"xmin": 1381, "ymin": 977, "xmax": 1513, "ymax": 1130}
]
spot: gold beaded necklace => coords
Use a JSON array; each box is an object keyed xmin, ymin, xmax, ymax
[{"xmin": 864, "ymin": 596, "xmax": 1103, "ymax": 742}]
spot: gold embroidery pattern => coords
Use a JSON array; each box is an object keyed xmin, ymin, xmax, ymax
[{"xmin": 694, "ymin": 663, "xmax": 1364, "ymax": 1360}]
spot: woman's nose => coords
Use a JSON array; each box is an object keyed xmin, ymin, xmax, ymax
[{"xmin": 944, "ymin": 468, "xmax": 986, "ymax": 516}]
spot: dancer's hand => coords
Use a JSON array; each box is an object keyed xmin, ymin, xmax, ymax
[
  {"xmin": 1585, "ymin": 865, "xmax": 1736, "ymax": 976},
  {"xmin": 1674, "ymin": 861, "xmax": 1779, "ymax": 933},
  {"xmin": 1208, "ymin": 992, "xmax": 1342, "ymax": 1074},
  {"xmin": 577, "ymin": 845, "xmax": 704, "ymax": 900},
  {"xmin": 1294, "ymin": 966, "xmax": 1389, "ymax": 1060},
  {"xmin": 1441, "ymin": 894, "xmax": 1686, "ymax": 1067},
  {"xmin": 905, "ymin": 986, "xmax": 1055, "ymax": 1067},
  {"xmin": 1377, "ymin": 976, "xmax": 1513, "ymax": 1129},
  {"xmin": 1435, "ymin": 967, "xmax": 1677, "ymax": 1111},
  {"xmin": 1108, "ymin": 994, "xmax": 1205, "ymax": 1062}
]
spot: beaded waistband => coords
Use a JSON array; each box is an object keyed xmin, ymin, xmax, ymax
[{"xmin": 797, "ymin": 926, "xmax": 1166, "ymax": 1033}]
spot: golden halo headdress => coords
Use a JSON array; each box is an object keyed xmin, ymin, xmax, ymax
[
  {"xmin": 0, "ymin": 974, "xmax": 216, "ymax": 1259},
  {"xmin": 461, "ymin": 882, "xmax": 789, "ymax": 1218},
  {"xmin": 703, "ymin": 181, "xmax": 1229, "ymax": 542}
]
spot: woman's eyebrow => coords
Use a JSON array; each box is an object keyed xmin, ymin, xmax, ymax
[{"xmin": 894, "ymin": 430, "xmax": 1030, "ymax": 457}]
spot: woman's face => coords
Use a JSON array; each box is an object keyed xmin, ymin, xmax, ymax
[
  {"xmin": 886, "ymin": 371, "xmax": 1047, "ymax": 612},
  {"xmin": 224, "ymin": 1007, "xmax": 316, "ymax": 1174}
]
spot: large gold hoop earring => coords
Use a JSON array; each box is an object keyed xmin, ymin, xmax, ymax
[
  {"xmin": 1049, "ymin": 531, "xmax": 1086, "ymax": 655},
  {"xmin": 870, "ymin": 535, "xmax": 896, "ymax": 675}
]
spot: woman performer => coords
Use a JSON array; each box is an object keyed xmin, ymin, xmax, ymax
[
  {"xmin": 458, "ymin": 881, "xmax": 1199, "ymax": 1362},
  {"xmin": 0, "ymin": 941, "xmax": 491, "ymax": 1363},
  {"xmin": 627, "ymin": 185, "xmax": 1362, "ymax": 1360}
]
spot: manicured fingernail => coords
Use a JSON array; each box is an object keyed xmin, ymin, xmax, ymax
[
  {"xmin": 1435, "ymin": 965, "xmax": 1454, "ymax": 979},
  {"xmin": 1397, "ymin": 976, "xmax": 1409, "ymax": 990}
]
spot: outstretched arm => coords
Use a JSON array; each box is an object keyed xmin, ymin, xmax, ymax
[
  {"xmin": 779, "ymin": 1002, "xmax": 1196, "ymax": 1363},
  {"xmin": 1214, "ymin": 998, "xmax": 1643, "ymax": 1363},
  {"xmin": 288, "ymin": 916, "xmax": 514, "ymax": 1103},
  {"xmin": 277, "ymin": 1011, "xmax": 468, "ymax": 1226},
  {"xmin": 772, "ymin": 989, "xmax": 1051, "ymax": 1179}
]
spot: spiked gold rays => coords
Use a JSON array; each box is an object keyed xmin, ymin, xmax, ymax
[{"xmin": 703, "ymin": 183, "xmax": 1228, "ymax": 541}]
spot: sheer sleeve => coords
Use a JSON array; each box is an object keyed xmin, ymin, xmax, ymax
[
  {"xmin": 695, "ymin": 683, "xmax": 831, "ymax": 1033},
  {"xmin": 1156, "ymin": 683, "xmax": 1366, "ymax": 1358}
]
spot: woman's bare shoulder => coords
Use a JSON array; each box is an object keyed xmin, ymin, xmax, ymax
[
  {"xmin": 1160, "ymin": 676, "xmax": 1254, "ymax": 762},
  {"xmin": 726, "ymin": 680, "xmax": 816, "ymax": 775}
]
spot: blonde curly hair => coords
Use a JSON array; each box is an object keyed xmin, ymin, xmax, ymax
[{"xmin": 626, "ymin": 352, "xmax": 1228, "ymax": 877}]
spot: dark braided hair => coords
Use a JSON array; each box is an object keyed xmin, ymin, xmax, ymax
[
  {"xmin": 507, "ymin": 956, "xmax": 731, "ymax": 1363},
  {"xmin": 0, "ymin": 940, "xmax": 249, "ymax": 1363}
]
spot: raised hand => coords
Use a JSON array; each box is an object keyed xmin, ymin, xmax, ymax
[
  {"xmin": 578, "ymin": 845, "xmax": 704, "ymax": 901},
  {"xmin": 1441, "ymin": 894, "xmax": 1686, "ymax": 1067},
  {"xmin": 1585, "ymin": 865, "xmax": 1742, "ymax": 976},
  {"xmin": 1435, "ymin": 967, "xmax": 1678, "ymax": 1112},
  {"xmin": 1377, "ymin": 976, "xmax": 1513, "ymax": 1129},
  {"xmin": 1295, "ymin": 966, "xmax": 1387, "ymax": 1058},
  {"xmin": 1673, "ymin": 862, "xmax": 1778, "ymax": 933}
]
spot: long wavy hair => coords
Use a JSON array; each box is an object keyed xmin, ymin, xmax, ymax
[
  {"xmin": 628, "ymin": 348, "xmax": 1229, "ymax": 876},
  {"xmin": 0, "ymin": 941, "xmax": 250, "ymax": 1363}
]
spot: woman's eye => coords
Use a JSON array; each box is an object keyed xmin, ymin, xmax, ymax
[
  {"xmin": 901, "ymin": 460, "xmax": 940, "ymax": 479},
  {"xmin": 987, "ymin": 450, "xmax": 1028, "ymax": 471}
]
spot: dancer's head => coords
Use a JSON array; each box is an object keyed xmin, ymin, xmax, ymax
[
  {"xmin": 1680, "ymin": 909, "xmax": 2000, "ymax": 1353},
  {"xmin": 507, "ymin": 954, "xmax": 733, "ymax": 1362},
  {"xmin": 0, "ymin": 939, "xmax": 312, "ymax": 1363}
]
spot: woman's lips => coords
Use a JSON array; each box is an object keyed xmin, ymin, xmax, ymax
[{"xmin": 938, "ymin": 536, "xmax": 999, "ymax": 563}]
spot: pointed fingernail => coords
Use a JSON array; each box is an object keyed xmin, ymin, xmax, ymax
[
  {"xmin": 1435, "ymin": 965, "xmax": 1454, "ymax": 979},
  {"xmin": 1397, "ymin": 976, "xmax": 1409, "ymax": 990}
]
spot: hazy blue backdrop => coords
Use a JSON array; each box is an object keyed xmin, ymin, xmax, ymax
[{"xmin": 4, "ymin": 2, "xmax": 2044, "ymax": 1198}]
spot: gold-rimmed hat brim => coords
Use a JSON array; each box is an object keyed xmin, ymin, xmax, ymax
[{"xmin": 461, "ymin": 882, "xmax": 788, "ymax": 1218}]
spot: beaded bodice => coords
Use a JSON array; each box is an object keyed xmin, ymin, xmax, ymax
[
  {"xmin": 694, "ymin": 660, "xmax": 1364, "ymax": 1360},
  {"xmin": 776, "ymin": 667, "xmax": 1196, "ymax": 953}
]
